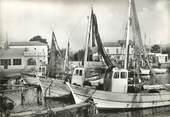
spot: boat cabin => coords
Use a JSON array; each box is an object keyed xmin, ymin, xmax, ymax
[
  {"xmin": 111, "ymin": 68, "xmax": 128, "ymax": 93},
  {"xmin": 71, "ymin": 68, "xmax": 85, "ymax": 86},
  {"xmin": 71, "ymin": 67, "xmax": 100, "ymax": 86}
]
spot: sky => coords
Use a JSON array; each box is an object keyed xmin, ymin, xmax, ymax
[{"xmin": 0, "ymin": 0, "xmax": 170, "ymax": 51}]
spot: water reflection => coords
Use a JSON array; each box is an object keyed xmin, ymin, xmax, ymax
[{"xmin": 97, "ymin": 107, "xmax": 170, "ymax": 117}]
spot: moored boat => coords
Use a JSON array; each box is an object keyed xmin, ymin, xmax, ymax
[
  {"xmin": 139, "ymin": 68, "xmax": 167, "ymax": 75},
  {"xmin": 39, "ymin": 75, "xmax": 170, "ymax": 110},
  {"xmin": 75, "ymin": 88, "xmax": 170, "ymax": 110},
  {"xmin": 153, "ymin": 68, "xmax": 167, "ymax": 74},
  {"xmin": 140, "ymin": 68, "xmax": 150, "ymax": 75}
]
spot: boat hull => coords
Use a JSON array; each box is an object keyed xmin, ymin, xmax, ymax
[
  {"xmin": 40, "ymin": 79, "xmax": 170, "ymax": 110},
  {"xmin": 140, "ymin": 68, "xmax": 167, "ymax": 75},
  {"xmin": 74, "ymin": 89, "xmax": 170, "ymax": 110},
  {"xmin": 140, "ymin": 68, "xmax": 150, "ymax": 75},
  {"xmin": 153, "ymin": 68, "xmax": 167, "ymax": 74}
]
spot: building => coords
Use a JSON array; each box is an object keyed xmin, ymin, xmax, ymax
[
  {"xmin": 102, "ymin": 41, "xmax": 169, "ymax": 68},
  {"xmin": 9, "ymin": 41, "xmax": 48, "ymax": 64},
  {"xmin": 103, "ymin": 41, "xmax": 134, "ymax": 65},
  {"xmin": 147, "ymin": 53, "xmax": 168, "ymax": 67},
  {"xmin": 0, "ymin": 41, "xmax": 48, "ymax": 76}
]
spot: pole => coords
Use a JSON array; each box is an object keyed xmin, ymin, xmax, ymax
[
  {"xmin": 84, "ymin": 7, "xmax": 93, "ymax": 67},
  {"xmin": 124, "ymin": 0, "xmax": 131, "ymax": 69}
]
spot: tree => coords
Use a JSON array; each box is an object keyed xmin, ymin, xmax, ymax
[
  {"xmin": 73, "ymin": 49, "xmax": 85, "ymax": 61},
  {"xmin": 29, "ymin": 35, "xmax": 48, "ymax": 44},
  {"xmin": 151, "ymin": 44, "xmax": 161, "ymax": 53}
]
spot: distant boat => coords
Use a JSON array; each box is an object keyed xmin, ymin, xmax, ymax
[
  {"xmin": 140, "ymin": 68, "xmax": 150, "ymax": 75},
  {"xmin": 140, "ymin": 68, "xmax": 167, "ymax": 75},
  {"xmin": 153, "ymin": 68, "xmax": 167, "ymax": 74},
  {"xmin": 48, "ymin": 31, "xmax": 64, "ymax": 78}
]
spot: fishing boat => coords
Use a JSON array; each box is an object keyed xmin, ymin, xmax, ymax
[
  {"xmin": 48, "ymin": 31, "xmax": 65, "ymax": 78},
  {"xmin": 69, "ymin": 0, "xmax": 170, "ymax": 110},
  {"xmin": 0, "ymin": 79, "xmax": 96, "ymax": 117},
  {"xmin": 153, "ymin": 68, "xmax": 167, "ymax": 74},
  {"xmin": 71, "ymin": 8, "xmax": 106, "ymax": 87},
  {"xmin": 140, "ymin": 68, "xmax": 167, "ymax": 75},
  {"xmin": 140, "ymin": 68, "xmax": 150, "ymax": 75}
]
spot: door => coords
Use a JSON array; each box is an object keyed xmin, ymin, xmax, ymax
[
  {"xmin": 71, "ymin": 68, "xmax": 84, "ymax": 86},
  {"xmin": 111, "ymin": 70, "xmax": 128, "ymax": 93}
]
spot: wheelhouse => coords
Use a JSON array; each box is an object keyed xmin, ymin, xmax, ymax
[{"xmin": 111, "ymin": 68, "xmax": 128, "ymax": 93}]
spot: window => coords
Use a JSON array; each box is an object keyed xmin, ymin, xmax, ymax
[
  {"xmin": 39, "ymin": 67, "xmax": 42, "ymax": 72},
  {"xmin": 0, "ymin": 59, "xmax": 11, "ymax": 65},
  {"xmin": 75, "ymin": 69, "xmax": 79, "ymax": 75},
  {"xmin": 79, "ymin": 70, "xmax": 82, "ymax": 76},
  {"xmin": 27, "ymin": 58, "xmax": 36, "ymax": 65},
  {"xmin": 13, "ymin": 59, "xmax": 22, "ymax": 65},
  {"xmin": 165, "ymin": 56, "xmax": 168, "ymax": 62},
  {"xmin": 121, "ymin": 72, "xmax": 127, "ymax": 79},
  {"xmin": 113, "ymin": 72, "xmax": 119, "ymax": 79}
]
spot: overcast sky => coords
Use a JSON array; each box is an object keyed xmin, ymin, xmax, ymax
[{"xmin": 0, "ymin": 0, "xmax": 170, "ymax": 51}]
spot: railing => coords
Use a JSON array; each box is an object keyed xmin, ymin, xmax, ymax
[{"xmin": 24, "ymin": 52, "xmax": 45, "ymax": 57}]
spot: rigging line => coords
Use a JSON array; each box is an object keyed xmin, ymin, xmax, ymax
[{"xmin": 52, "ymin": 31, "xmax": 63, "ymax": 58}]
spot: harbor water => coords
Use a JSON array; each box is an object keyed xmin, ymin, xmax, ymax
[{"xmin": 95, "ymin": 73, "xmax": 170, "ymax": 117}]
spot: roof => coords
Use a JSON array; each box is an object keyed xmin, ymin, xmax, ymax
[
  {"xmin": 103, "ymin": 42, "xmax": 121, "ymax": 47},
  {"xmin": 103, "ymin": 40, "xmax": 134, "ymax": 47},
  {"xmin": 0, "ymin": 48, "xmax": 25, "ymax": 58},
  {"xmin": 9, "ymin": 41, "xmax": 47, "ymax": 46}
]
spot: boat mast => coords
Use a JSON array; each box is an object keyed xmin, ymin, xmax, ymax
[
  {"xmin": 64, "ymin": 39, "xmax": 70, "ymax": 73},
  {"xmin": 84, "ymin": 7, "xmax": 93, "ymax": 68},
  {"xmin": 48, "ymin": 31, "xmax": 63, "ymax": 77},
  {"xmin": 124, "ymin": 0, "xmax": 131, "ymax": 69}
]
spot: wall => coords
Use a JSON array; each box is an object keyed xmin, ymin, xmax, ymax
[
  {"xmin": 10, "ymin": 45, "xmax": 48, "ymax": 64},
  {"xmin": 0, "ymin": 53, "xmax": 46, "ymax": 75}
]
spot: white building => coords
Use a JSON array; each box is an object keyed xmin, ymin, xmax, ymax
[
  {"xmin": 148, "ymin": 53, "xmax": 168, "ymax": 64},
  {"xmin": 103, "ymin": 41, "xmax": 134, "ymax": 62},
  {"xmin": 9, "ymin": 41, "xmax": 48, "ymax": 64},
  {"xmin": 0, "ymin": 41, "xmax": 48, "ymax": 76}
]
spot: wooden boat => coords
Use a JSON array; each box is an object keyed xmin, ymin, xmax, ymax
[
  {"xmin": 70, "ymin": 63, "xmax": 170, "ymax": 110},
  {"xmin": 140, "ymin": 68, "xmax": 167, "ymax": 75},
  {"xmin": 40, "ymin": 78, "xmax": 95, "ymax": 100},
  {"xmin": 152, "ymin": 68, "xmax": 167, "ymax": 74},
  {"xmin": 75, "ymin": 88, "xmax": 170, "ymax": 110},
  {"xmin": 39, "ymin": 77, "xmax": 170, "ymax": 110},
  {"xmin": 0, "ymin": 77, "xmax": 97, "ymax": 117},
  {"xmin": 140, "ymin": 68, "xmax": 150, "ymax": 75}
]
